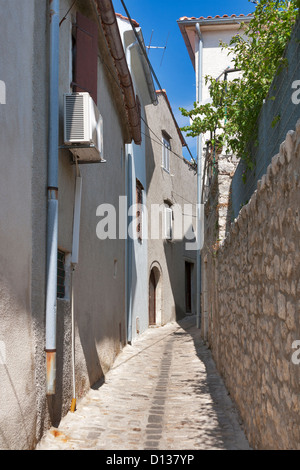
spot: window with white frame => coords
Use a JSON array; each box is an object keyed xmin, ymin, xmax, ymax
[
  {"xmin": 162, "ymin": 132, "xmax": 171, "ymax": 172},
  {"xmin": 165, "ymin": 206, "xmax": 173, "ymax": 240}
]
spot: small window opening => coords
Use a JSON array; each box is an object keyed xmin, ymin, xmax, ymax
[{"xmin": 162, "ymin": 132, "xmax": 171, "ymax": 173}]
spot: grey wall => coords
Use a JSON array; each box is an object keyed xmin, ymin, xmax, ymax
[
  {"xmin": 52, "ymin": 0, "xmax": 128, "ymax": 417},
  {"xmin": 0, "ymin": 0, "xmax": 130, "ymax": 449},
  {"xmin": 0, "ymin": 0, "xmax": 39, "ymax": 450},
  {"xmin": 145, "ymin": 93, "xmax": 197, "ymax": 325}
]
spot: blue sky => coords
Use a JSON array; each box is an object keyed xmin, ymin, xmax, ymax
[{"xmin": 113, "ymin": 0, "xmax": 256, "ymax": 160}]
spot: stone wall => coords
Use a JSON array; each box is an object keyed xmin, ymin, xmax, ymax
[
  {"xmin": 204, "ymin": 122, "xmax": 300, "ymax": 450},
  {"xmin": 201, "ymin": 152, "xmax": 238, "ymax": 340}
]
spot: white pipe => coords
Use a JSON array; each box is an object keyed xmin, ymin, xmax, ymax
[
  {"xmin": 126, "ymin": 152, "xmax": 133, "ymax": 343},
  {"xmin": 124, "ymin": 40, "xmax": 137, "ymax": 344},
  {"xmin": 70, "ymin": 172, "xmax": 82, "ymax": 412},
  {"xmin": 70, "ymin": 268, "xmax": 76, "ymax": 412},
  {"xmin": 135, "ymin": 30, "xmax": 158, "ymax": 106},
  {"xmin": 45, "ymin": 0, "xmax": 60, "ymax": 395},
  {"xmin": 126, "ymin": 40, "xmax": 138, "ymax": 73},
  {"xmin": 71, "ymin": 176, "xmax": 83, "ymax": 265},
  {"xmin": 195, "ymin": 23, "xmax": 203, "ymax": 330}
]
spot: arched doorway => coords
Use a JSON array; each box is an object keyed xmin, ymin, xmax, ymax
[
  {"xmin": 149, "ymin": 270, "xmax": 156, "ymax": 325},
  {"xmin": 149, "ymin": 264, "xmax": 162, "ymax": 326}
]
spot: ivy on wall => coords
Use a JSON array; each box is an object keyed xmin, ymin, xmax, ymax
[{"xmin": 180, "ymin": 0, "xmax": 298, "ymax": 173}]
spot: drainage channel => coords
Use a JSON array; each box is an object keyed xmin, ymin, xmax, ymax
[{"xmin": 144, "ymin": 337, "xmax": 174, "ymax": 450}]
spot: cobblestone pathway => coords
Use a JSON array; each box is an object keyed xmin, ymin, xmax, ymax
[{"xmin": 37, "ymin": 316, "xmax": 250, "ymax": 450}]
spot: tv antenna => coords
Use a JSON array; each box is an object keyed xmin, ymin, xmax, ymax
[{"xmin": 146, "ymin": 30, "xmax": 170, "ymax": 66}]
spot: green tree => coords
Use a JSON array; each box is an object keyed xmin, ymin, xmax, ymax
[{"xmin": 180, "ymin": 0, "xmax": 298, "ymax": 172}]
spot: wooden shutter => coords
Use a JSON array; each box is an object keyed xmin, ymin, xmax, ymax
[
  {"xmin": 136, "ymin": 180, "xmax": 143, "ymax": 240},
  {"xmin": 73, "ymin": 12, "xmax": 98, "ymax": 104},
  {"xmin": 185, "ymin": 262, "xmax": 192, "ymax": 313},
  {"xmin": 149, "ymin": 270, "xmax": 156, "ymax": 325}
]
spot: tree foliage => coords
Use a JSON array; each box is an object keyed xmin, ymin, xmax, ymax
[{"xmin": 180, "ymin": 0, "xmax": 298, "ymax": 171}]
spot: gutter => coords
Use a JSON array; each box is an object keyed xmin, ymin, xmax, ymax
[
  {"xmin": 94, "ymin": 0, "xmax": 142, "ymax": 145},
  {"xmin": 123, "ymin": 40, "xmax": 136, "ymax": 345},
  {"xmin": 177, "ymin": 16, "xmax": 253, "ymax": 27},
  {"xmin": 195, "ymin": 23, "xmax": 203, "ymax": 330},
  {"xmin": 135, "ymin": 29, "xmax": 158, "ymax": 106},
  {"xmin": 125, "ymin": 151, "xmax": 133, "ymax": 344},
  {"xmin": 45, "ymin": 0, "xmax": 60, "ymax": 395},
  {"xmin": 119, "ymin": 0, "xmax": 164, "ymax": 96}
]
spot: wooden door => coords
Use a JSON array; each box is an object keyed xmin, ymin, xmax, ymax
[
  {"xmin": 185, "ymin": 262, "xmax": 192, "ymax": 313},
  {"xmin": 149, "ymin": 270, "xmax": 156, "ymax": 325}
]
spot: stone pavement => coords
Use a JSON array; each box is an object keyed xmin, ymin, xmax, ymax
[{"xmin": 36, "ymin": 315, "xmax": 251, "ymax": 451}]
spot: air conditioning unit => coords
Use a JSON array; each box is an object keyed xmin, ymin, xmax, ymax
[{"xmin": 64, "ymin": 92, "xmax": 104, "ymax": 163}]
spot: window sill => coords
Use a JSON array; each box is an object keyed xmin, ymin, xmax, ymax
[{"xmin": 161, "ymin": 166, "xmax": 170, "ymax": 174}]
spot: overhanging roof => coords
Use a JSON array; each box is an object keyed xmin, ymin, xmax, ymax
[{"xmin": 177, "ymin": 13, "xmax": 253, "ymax": 69}]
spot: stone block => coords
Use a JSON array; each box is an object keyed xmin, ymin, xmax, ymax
[
  {"xmin": 295, "ymin": 117, "xmax": 300, "ymax": 136},
  {"xmin": 285, "ymin": 131, "xmax": 295, "ymax": 163},
  {"xmin": 277, "ymin": 292, "xmax": 286, "ymax": 320},
  {"xmin": 286, "ymin": 301, "xmax": 296, "ymax": 331},
  {"xmin": 279, "ymin": 142, "xmax": 287, "ymax": 166},
  {"xmin": 271, "ymin": 154, "xmax": 280, "ymax": 176}
]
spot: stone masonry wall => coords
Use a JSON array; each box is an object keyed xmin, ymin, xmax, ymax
[{"xmin": 206, "ymin": 122, "xmax": 300, "ymax": 450}]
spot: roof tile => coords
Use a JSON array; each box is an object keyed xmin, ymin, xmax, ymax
[
  {"xmin": 178, "ymin": 13, "xmax": 253, "ymax": 21},
  {"xmin": 115, "ymin": 13, "xmax": 139, "ymax": 27}
]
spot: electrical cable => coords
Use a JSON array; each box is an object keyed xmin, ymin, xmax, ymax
[
  {"xmin": 120, "ymin": 0, "xmax": 164, "ymax": 92},
  {"xmin": 59, "ymin": 0, "xmax": 77, "ymax": 27},
  {"xmin": 141, "ymin": 116, "xmax": 194, "ymax": 165},
  {"xmin": 119, "ymin": 0, "xmax": 195, "ymax": 161},
  {"xmin": 171, "ymin": 190, "xmax": 196, "ymax": 206},
  {"xmin": 141, "ymin": 130, "xmax": 188, "ymax": 165}
]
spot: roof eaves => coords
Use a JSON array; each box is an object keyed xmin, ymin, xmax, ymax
[
  {"xmin": 95, "ymin": 0, "xmax": 142, "ymax": 145},
  {"xmin": 115, "ymin": 12, "xmax": 139, "ymax": 27},
  {"xmin": 177, "ymin": 13, "xmax": 254, "ymax": 68},
  {"xmin": 177, "ymin": 13, "xmax": 254, "ymax": 23},
  {"xmin": 116, "ymin": 15, "xmax": 158, "ymax": 106}
]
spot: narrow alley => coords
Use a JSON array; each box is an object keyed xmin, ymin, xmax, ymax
[{"xmin": 37, "ymin": 316, "xmax": 250, "ymax": 451}]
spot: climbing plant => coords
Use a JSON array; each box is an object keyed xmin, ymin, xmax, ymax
[{"xmin": 180, "ymin": 0, "xmax": 298, "ymax": 172}]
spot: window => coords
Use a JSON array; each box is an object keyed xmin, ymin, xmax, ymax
[
  {"xmin": 162, "ymin": 133, "xmax": 171, "ymax": 172},
  {"xmin": 136, "ymin": 180, "xmax": 144, "ymax": 241},
  {"xmin": 57, "ymin": 250, "xmax": 66, "ymax": 299},
  {"xmin": 165, "ymin": 206, "xmax": 173, "ymax": 240},
  {"xmin": 72, "ymin": 12, "xmax": 98, "ymax": 104}
]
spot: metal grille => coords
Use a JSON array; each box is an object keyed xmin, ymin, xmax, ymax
[
  {"xmin": 231, "ymin": 18, "xmax": 300, "ymax": 219},
  {"xmin": 65, "ymin": 94, "xmax": 85, "ymax": 141},
  {"xmin": 57, "ymin": 250, "xmax": 65, "ymax": 299}
]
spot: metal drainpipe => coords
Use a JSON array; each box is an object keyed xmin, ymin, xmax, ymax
[
  {"xmin": 195, "ymin": 23, "xmax": 203, "ymax": 330},
  {"xmin": 70, "ymin": 169, "xmax": 82, "ymax": 412},
  {"xmin": 126, "ymin": 151, "xmax": 133, "ymax": 344},
  {"xmin": 45, "ymin": 0, "xmax": 60, "ymax": 395},
  {"xmin": 125, "ymin": 40, "xmax": 137, "ymax": 344}
]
